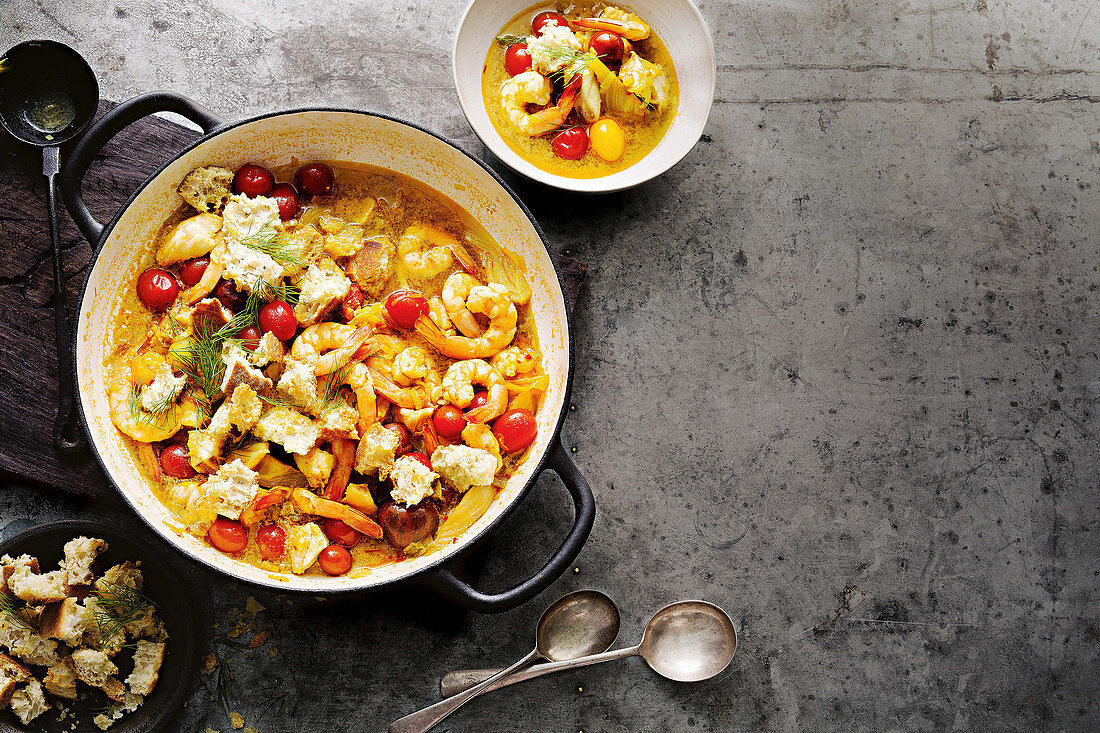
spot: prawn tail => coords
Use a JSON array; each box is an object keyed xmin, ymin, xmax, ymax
[
  {"xmin": 464, "ymin": 404, "xmax": 501, "ymax": 424},
  {"xmin": 450, "ymin": 242, "xmax": 477, "ymax": 275},
  {"xmin": 414, "ymin": 314, "xmax": 446, "ymax": 349}
]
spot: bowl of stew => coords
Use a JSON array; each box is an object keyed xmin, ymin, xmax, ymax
[{"xmin": 453, "ymin": 0, "xmax": 716, "ymax": 192}]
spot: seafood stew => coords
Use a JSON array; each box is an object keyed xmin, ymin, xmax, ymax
[
  {"xmin": 481, "ymin": 2, "xmax": 679, "ymax": 178},
  {"xmin": 105, "ymin": 160, "xmax": 549, "ymax": 579}
]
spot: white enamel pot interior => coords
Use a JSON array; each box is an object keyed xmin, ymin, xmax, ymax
[
  {"xmin": 453, "ymin": 0, "xmax": 716, "ymax": 193},
  {"xmin": 60, "ymin": 95, "xmax": 593, "ymax": 609}
]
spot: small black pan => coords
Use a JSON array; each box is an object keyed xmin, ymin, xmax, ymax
[{"xmin": 0, "ymin": 520, "xmax": 197, "ymax": 733}]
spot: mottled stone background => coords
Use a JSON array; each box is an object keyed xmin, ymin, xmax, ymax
[{"xmin": 2, "ymin": 0, "xmax": 1099, "ymax": 731}]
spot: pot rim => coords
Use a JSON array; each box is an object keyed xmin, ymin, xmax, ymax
[{"xmin": 73, "ymin": 105, "xmax": 577, "ymax": 594}]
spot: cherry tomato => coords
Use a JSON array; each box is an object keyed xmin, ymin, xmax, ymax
[
  {"xmin": 136, "ymin": 269, "xmax": 179, "ymax": 312},
  {"xmin": 492, "ymin": 408, "xmax": 538, "ymax": 452},
  {"xmin": 259, "ymin": 301, "xmax": 296, "ymax": 341},
  {"xmin": 207, "ymin": 518, "xmax": 248, "ymax": 554},
  {"xmin": 212, "ymin": 279, "xmax": 246, "ymax": 312},
  {"xmin": 269, "ymin": 182, "xmax": 300, "ymax": 220},
  {"xmin": 406, "ymin": 452, "xmax": 432, "ymax": 470},
  {"xmin": 318, "ymin": 545, "xmax": 353, "ymax": 576},
  {"xmin": 256, "ymin": 524, "xmax": 286, "ymax": 560},
  {"xmin": 295, "ymin": 163, "xmax": 335, "ymax": 198},
  {"xmin": 238, "ymin": 325, "xmax": 262, "ymax": 351},
  {"xmin": 322, "ymin": 518, "xmax": 361, "ymax": 548},
  {"xmin": 504, "ymin": 43, "xmax": 533, "ymax": 76},
  {"xmin": 232, "ymin": 163, "xmax": 275, "ymax": 198},
  {"xmin": 160, "ymin": 444, "xmax": 195, "ymax": 479},
  {"xmin": 532, "ymin": 11, "xmax": 568, "ymax": 35},
  {"xmin": 341, "ymin": 283, "xmax": 364, "ymax": 322},
  {"xmin": 378, "ymin": 502, "xmax": 440, "ymax": 551},
  {"xmin": 178, "ymin": 256, "xmax": 209, "ymax": 288},
  {"xmin": 552, "ymin": 126, "xmax": 589, "ymax": 160},
  {"xmin": 467, "ymin": 390, "xmax": 489, "ymax": 414},
  {"xmin": 433, "ymin": 405, "xmax": 468, "ymax": 439},
  {"xmin": 588, "ymin": 31, "xmax": 625, "ymax": 63},
  {"xmin": 384, "ymin": 291, "xmax": 429, "ymax": 329},
  {"xmin": 589, "ymin": 118, "xmax": 626, "ymax": 162},
  {"xmin": 383, "ymin": 423, "xmax": 412, "ymax": 456}
]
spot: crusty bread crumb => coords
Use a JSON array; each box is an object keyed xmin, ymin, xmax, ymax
[
  {"xmin": 71, "ymin": 648, "xmax": 125, "ymax": 700},
  {"xmin": 43, "ymin": 659, "xmax": 78, "ymax": 700},
  {"xmin": 0, "ymin": 615, "xmax": 60, "ymax": 666},
  {"xmin": 62, "ymin": 536, "xmax": 107, "ymax": 586},
  {"xmin": 178, "ymin": 166, "xmax": 234, "ymax": 213},
  {"xmin": 9, "ymin": 677, "xmax": 49, "ymax": 724},
  {"xmin": 0, "ymin": 652, "xmax": 30, "ymax": 707},
  {"xmin": 6, "ymin": 566, "xmax": 67, "ymax": 605},
  {"xmin": 124, "ymin": 640, "xmax": 165, "ymax": 696},
  {"xmin": 94, "ymin": 561, "xmax": 143, "ymax": 594},
  {"xmin": 0, "ymin": 554, "xmax": 39, "ymax": 596},
  {"xmin": 38, "ymin": 597, "xmax": 87, "ymax": 646}
]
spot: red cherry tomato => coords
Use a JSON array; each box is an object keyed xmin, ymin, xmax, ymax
[
  {"xmin": 207, "ymin": 518, "xmax": 248, "ymax": 554},
  {"xmin": 256, "ymin": 524, "xmax": 286, "ymax": 560},
  {"xmin": 588, "ymin": 31, "xmax": 625, "ymax": 63},
  {"xmin": 467, "ymin": 390, "xmax": 489, "ymax": 414},
  {"xmin": 212, "ymin": 279, "xmax": 246, "ymax": 312},
  {"xmin": 341, "ymin": 283, "xmax": 364, "ymax": 322},
  {"xmin": 504, "ymin": 43, "xmax": 533, "ymax": 76},
  {"xmin": 294, "ymin": 163, "xmax": 335, "ymax": 198},
  {"xmin": 383, "ymin": 423, "xmax": 412, "ymax": 456},
  {"xmin": 384, "ymin": 291, "xmax": 429, "ymax": 329},
  {"xmin": 232, "ymin": 163, "xmax": 275, "ymax": 197},
  {"xmin": 259, "ymin": 301, "xmax": 296, "ymax": 341},
  {"xmin": 552, "ymin": 127, "xmax": 590, "ymax": 160},
  {"xmin": 269, "ymin": 182, "xmax": 300, "ymax": 220},
  {"xmin": 160, "ymin": 444, "xmax": 195, "ymax": 479},
  {"xmin": 532, "ymin": 11, "xmax": 569, "ymax": 35},
  {"xmin": 322, "ymin": 518, "xmax": 361, "ymax": 548},
  {"xmin": 136, "ymin": 269, "xmax": 179, "ymax": 312},
  {"xmin": 238, "ymin": 325, "xmax": 262, "ymax": 351},
  {"xmin": 406, "ymin": 452, "xmax": 432, "ymax": 470},
  {"xmin": 318, "ymin": 545, "xmax": 353, "ymax": 576},
  {"xmin": 178, "ymin": 256, "xmax": 209, "ymax": 288},
  {"xmin": 492, "ymin": 409, "xmax": 538, "ymax": 452},
  {"xmin": 433, "ymin": 405, "xmax": 467, "ymax": 439}
]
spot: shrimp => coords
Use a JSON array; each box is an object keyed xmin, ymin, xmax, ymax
[
  {"xmin": 291, "ymin": 324, "xmax": 372, "ymax": 375},
  {"xmin": 397, "ymin": 224, "xmax": 476, "ymax": 279},
  {"xmin": 415, "ymin": 283, "xmax": 517, "ymax": 359},
  {"xmin": 291, "ymin": 488, "xmax": 382, "ymax": 538},
  {"xmin": 392, "ymin": 346, "xmax": 437, "ymax": 388},
  {"xmin": 441, "ymin": 273, "xmax": 485, "ymax": 338},
  {"xmin": 500, "ymin": 71, "xmax": 580, "ymax": 137},
  {"xmin": 183, "ymin": 259, "xmax": 224, "ymax": 305},
  {"xmin": 396, "ymin": 406, "xmax": 434, "ymax": 432},
  {"xmin": 491, "ymin": 345, "xmax": 539, "ymax": 378},
  {"xmin": 108, "ymin": 371, "xmax": 183, "ymax": 442},
  {"xmin": 573, "ymin": 8, "xmax": 651, "ymax": 41},
  {"xmin": 341, "ymin": 362, "xmax": 377, "ymax": 437},
  {"xmin": 442, "ymin": 359, "xmax": 508, "ymax": 423},
  {"xmin": 367, "ymin": 359, "xmax": 431, "ymax": 410},
  {"xmin": 428, "ymin": 295, "xmax": 456, "ymax": 335},
  {"xmin": 157, "ymin": 213, "xmax": 222, "ymax": 266},
  {"xmin": 323, "ymin": 437, "xmax": 355, "ymax": 500}
]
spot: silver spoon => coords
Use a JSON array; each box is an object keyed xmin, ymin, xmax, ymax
[
  {"xmin": 0, "ymin": 40, "xmax": 99, "ymax": 453},
  {"xmin": 439, "ymin": 600, "xmax": 737, "ymax": 698},
  {"xmin": 388, "ymin": 589, "xmax": 620, "ymax": 733}
]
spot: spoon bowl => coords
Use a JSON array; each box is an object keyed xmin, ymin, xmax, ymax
[
  {"xmin": 637, "ymin": 600, "xmax": 738, "ymax": 682},
  {"xmin": 0, "ymin": 40, "xmax": 98, "ymax": 146},
  {"xmin": 536, "ymin": 588, "xmax": 621, "ymax": 662}
]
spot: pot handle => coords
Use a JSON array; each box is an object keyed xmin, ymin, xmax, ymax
[
  {"xmin": 60, "ymin": 92, "xmax": 224, "ymax": 244},
  {"xmin": 422, "ymin": 438, "xmax": 596, "ymax": 613}
]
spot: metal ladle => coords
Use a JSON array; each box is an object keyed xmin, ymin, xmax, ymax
[
  {"xmin": 389, "ymin": 589, "xmax": 620, "ymax": 733},
  {"xmin": 0, "ymin": 40, "xmax": 99, "ymax": 453},
  {"xmin": 440, "ymin": 599, "xmax": 737, "ymax": 698}
]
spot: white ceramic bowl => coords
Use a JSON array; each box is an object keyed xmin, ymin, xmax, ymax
[{"xmin": 453, "ymin": 0, "xmax": 716, "ymax": 193}]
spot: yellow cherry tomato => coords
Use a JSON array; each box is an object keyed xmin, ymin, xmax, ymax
[{"xmin": 589, "ymin": 118, "xmax": 626, "ymax": 162}]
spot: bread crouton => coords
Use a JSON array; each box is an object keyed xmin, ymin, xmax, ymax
[
  {"xmin": 317, "ymin": 396, "xmax": 359, "ymax": 440},
  {"xmin": 279, "ymin": 224, "xmax": 323, "ymax": 278},
  {"xmin": 347, "ymin": 234, "xmax": 396, "ymax": 297},
  {"xmin": 0, "ymin": 554, "xmax": 39, "ymax": 596},
  {"xmin": 62, "ymin": 536, "xmax": 107, "ymax": 585},
  {"xmin": 199, "ymin": 459, "xmax": 261, "ymax": 521},
  {"xmin": 0, "ymin": 652, "xmax": 30, "ymax": 707},
  {"xmin": 354, "ymin": 423, "xmax": 401, "ymax": 478},
  {"xmin": 287, "ymin": 523, "xmax": 327, "ymax": 574},
  {"xmin": 430, "ymin": 445, "xmax": 498, "ymax": 493},
  {"xmin": 276, "ymin": 359, "xmax": 323, "ymax": 414},
  {"xmin": 220, "ymin": 346, "xmax": 273, "ymax": 395},
  {"xmin": 188, "ymin": 384, "xmax": 261, "ymax": 469},
  {"xmin": 125, "ymin": 640, "xmax": 166, "ymax": 696},
  {"xmin": 38, "ymin": 597, "xmax": 87, "ymax": 645},
  {"xmin": 253, "ymin": 406, "xmax": 320, "ymax": 455},
  {"xmin": 95, "ymin": 561, "xmax": 143, "ymax": 594},
  {"xmin": 177, "ymin": 165, "xmax": 234, "ymax": 213},
  {"xmin": 71, "ymin": 648, "xmax": 124, "ymax": 699},
  {"xmin": 293, "ymin": 257, "xmax": 350, "ymax": 327},
  {"xmin": 0, "ymin": 615, "xmax": 60, "ymax": 666},
  {"xmin": 9, "ymin": 677, "xmax": 49, "ymax": 724},
  {"xmin": 6, "ymin": 566, "xmax": 67, "ymax": 605},
  {"xmin": 249, "ymin": 331, "xmax": 286, "ymax": 368},
  {"xmin": 192, "ymin": 297, "xmax": 233, "ymax": 332},
  {"xmin": 43, "ymin": 658, "xmax": 78, "ymax": 700}
]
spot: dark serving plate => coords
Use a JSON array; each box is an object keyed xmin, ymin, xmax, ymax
[{"xmin": 0, "ymin": 520, "xmax": 197, "ymax": 733}]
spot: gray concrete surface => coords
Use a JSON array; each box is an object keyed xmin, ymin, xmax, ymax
[{"xmin": 3, "ymin": 0, "xmax": 1100, "ymax": 731}]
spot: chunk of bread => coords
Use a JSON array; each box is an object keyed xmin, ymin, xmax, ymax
[
  {"xmin": 0, "ymin": 554, "xmax": 39, "ymax": 596},
  {"xmin": 199, "ymin": 459, "xmax": 261, "ymax": 521},
  {"xmin": 71, "ymin": 648, "xmax": 125, "ymax": 700},
  {"xmin": 6, "ymin": 566, "xmax": 67, "ymax": 605},
  {"xmin": 0, "ymin": 652, "xmax": 30, "ymax": 707},
  {"xmin": 43, "ymin": 658, "xmax": 78, "ymax": 700},
  {"xmin": 9, "ymin": 677, "xmax": 49, "ymax": 725},
  {"xmin": 220, "ymin": 347, "xmax": 274, "ymax": 395},
  {"xmin": 347, "ymin": 234, "xmax": 396, "ymax": 297},
  {"xmin": 95, "ymin": 561, "xmax": 143, "ymax": 594},
  {"xmin": 191, "ymin": 297, "xmax": 233, "ymax": 332},
  {"xmin": 38, "ymin": 597, "xmax": 87, "ymax": 646},
  {"xmin": 125, "ymin": 640, "xmax": 166, "ymax": 696},
  {"xmin": 429, "ymin": 444, "xmax": 498, "ymax": 493},
  {"xmin": 0, "ymin": 615, "xmax": 60, "ymax": 666},
  {"xmin": 178, "ymin": 166, "xmax": 234, "ymax": 213},
  {"xmin": 249, "ymin": 331, "xmax": 286, "ymax": 368},
  {"xmin": 62, "ymin": 536, "xmax": 107, "ymax": 585},
  {"xmin": 354, "ymin": 423, "xmax": 401, "ymax": 478},
  {"xmin": 253, "ymin": 406, "xmax": 320, "ymax": 455},
  {"xmin": 293, "ymin": 257, "xmax": 350, "ymax": 327},
  {"xmin": 188, "ymin": 383, "xmax": 261, "ymax": 470}
]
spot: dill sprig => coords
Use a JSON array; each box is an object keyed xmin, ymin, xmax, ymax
[
  {"xmin": 91, "ymin": 581, "xmax": 156, "ymax": 643},
  {"xmin": 496, "ymin": 33, "xmax": 529, "ymax": 46},
  {"xmin": 544, "ymin": 46, "xmax": 597, "ymax": 84},
  {"xmin": 237, "ymin": 219, "xmax": 304, "ymax": 269},
  {"xmin": 318, "ymin": 365, "xmax": 351, "ymax": 418},
  {"xmin": 128, "ymin": 383, "xmax": 179, "ymax": 423},
  {"xmin": 0, "ymin": 595, "xmax": 35, "ymax": 631},
  {"xmin": 213, "ymin": 652, "xmax": 239, "ymax": 719}
]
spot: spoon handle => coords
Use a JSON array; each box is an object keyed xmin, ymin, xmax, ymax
[
  {"xmin": 389, "ymin": 648, "xmax": 539, "ymax": 733},
  {"xmin": 441, "ymin": 645, "xmax": 640, "ymax": 698}
]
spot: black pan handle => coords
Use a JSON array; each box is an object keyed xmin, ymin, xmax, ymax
[
  {"xmin": 422, "ymin": 438, "xmax": 596, "ymax": 613},
  {"xmin": 60, "ymin": 91, "xmax": 224, "ymax": 244}
]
